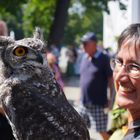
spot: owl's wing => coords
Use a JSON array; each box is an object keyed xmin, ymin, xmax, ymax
[{"xmin": 3, "ymin": 74, "xmax": 89, "ymax": 140}]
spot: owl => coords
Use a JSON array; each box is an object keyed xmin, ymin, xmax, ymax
[{"xmin": 0, "ymin": 30, "xmax": 90, "ymax": 140}]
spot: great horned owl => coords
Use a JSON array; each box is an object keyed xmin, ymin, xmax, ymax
[{"xmin": 0, "ymin": 30, "xmax": 90, "ymax": 140}]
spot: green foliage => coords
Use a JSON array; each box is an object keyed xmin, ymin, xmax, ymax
[
  {"xmin": 63, "ymin": 0, "xmax": 103, "ymax": 45},
  {"xmin": 22, "ymin": 0, "xmax": 56, "ymax": 39},
  {"xmin": 0, "ymin": 5, "xmax": 24, "ymax": 39},
  {"xmin": 0, "ymin": 0, "xmax": 126, "ymax": 46},
  {"xmin": 80, "ymin": 0, "xmax": 109, "ymax": 13},
  {"xmin": 0, "ymin": 0, "xmax": 27, "ymax": 14},
  {"xmin": 110, "ymin": 107, "xmax": 128, "ymax": 130}
]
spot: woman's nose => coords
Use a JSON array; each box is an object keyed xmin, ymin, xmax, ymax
[{"xmin": 113, "ymin": 66, "xmax": 129, "ymax": 82}]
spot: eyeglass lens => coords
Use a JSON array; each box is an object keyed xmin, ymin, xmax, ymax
[{"xmin": 111, "ymin": 59, "xmax": 140, "ymax": 78}]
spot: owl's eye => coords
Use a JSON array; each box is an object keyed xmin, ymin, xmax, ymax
[{"xmin": 13, "ymin": 46, "xmax": 27, "ymax": 57}]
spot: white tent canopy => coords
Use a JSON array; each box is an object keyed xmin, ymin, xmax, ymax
[{"xmin": 103, "ymin": 0, "xmax": 140, "ymax": 53}]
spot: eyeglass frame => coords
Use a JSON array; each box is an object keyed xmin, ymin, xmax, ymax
[{"xmin": 110, "ymin": 58, "xmax": 140, "ymax": 79}]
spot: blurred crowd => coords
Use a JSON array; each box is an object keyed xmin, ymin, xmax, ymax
[{"xmin": 44, "ymin": 42, "xmax": 114, "ymax": 78}]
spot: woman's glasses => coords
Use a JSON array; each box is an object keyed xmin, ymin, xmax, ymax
[{"xmin": 110, "ymin": 58, "xmax": 140, "ymax": 79}]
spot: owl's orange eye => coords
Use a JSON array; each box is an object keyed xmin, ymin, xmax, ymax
[{"xmin": 13, "ymin": 46, "xmax": 27, "ymax": 56}]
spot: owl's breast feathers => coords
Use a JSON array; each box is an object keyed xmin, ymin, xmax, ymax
[{"xmin": 0, "ymin": 68, "xmax": 90, "ymax": 140}]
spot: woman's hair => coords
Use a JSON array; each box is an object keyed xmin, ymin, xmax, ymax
[
  {"xmin": 118, "ymin": 23, "xmax": 140, "ymax": 52},
  {"xmin": 0, "ymin": 20, "xmax": 8, "ymax": 36}
]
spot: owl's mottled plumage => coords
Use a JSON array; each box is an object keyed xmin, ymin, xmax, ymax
[{"xmin": 0, "ymin": 31, "xmax": 90, "ymax": 140}]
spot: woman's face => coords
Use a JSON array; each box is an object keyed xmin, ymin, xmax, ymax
[{"xmin": 114, "ymin": 41, "xmax": 140, "ymax": 111}]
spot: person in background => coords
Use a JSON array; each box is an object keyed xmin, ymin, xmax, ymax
[
  {"xmin": 66, "ymin": 45, "xmax": 76, "ymax": 77},
  {"xmin": 0, "ymin": 20, "xmax": 8, "ymax": 36},
  {"xmin": 58, "ymin": 47, "xmax": 69, "ymax": 75},
  {"xmin": 0, "ymin": 20, "xmax": 15, "ymax": 140},
  {"xmin": 47, "ymin": 52, "xmax": 64, "ymax": 90},
  {"xmin": 79, "ymin": 32, "xmax": 114, "ymax": 140},
  {"xmin": 50, "ymin": 44, "xmax": 60, "ymax": 64},
  {"xmin": 74, "ymin": 44, "xmax": 85, "ymax": 76},
  {"xmin": 110, "ymin": 23, "xmax": 140, "ymax": 140}
]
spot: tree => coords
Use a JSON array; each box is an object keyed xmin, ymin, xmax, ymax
[
  {"xmin": 64, "ymin": 1, "xmax": 103, "ymax": 45},
  {"xmin": 22, "ymin": 0, "xmax": 56, "ymax": 40},
  {"xmin": 0, "ymin": 0, "xmax": 27, "ymax": 39},
  {"xmin": 47, "ymin": 0, "xmax": 70, "ymax": 49},
  {"xmin": 0, "ymin": 0, "xmax": 126, "ymax": 48}
]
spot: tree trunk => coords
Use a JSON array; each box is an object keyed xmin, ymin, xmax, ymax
[{"xmin": 47, "ymin": 0, "xmax": 70, "ymax": 50}]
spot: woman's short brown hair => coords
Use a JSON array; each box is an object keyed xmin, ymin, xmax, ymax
[{"xmin": 117, "ymin": 23, "xmax": 140, "ymax": 54}]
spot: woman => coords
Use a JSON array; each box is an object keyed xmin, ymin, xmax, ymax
[
  {"xmin": 110, "ymin": 23, "xmax": 140, "ymax": 139},
  {"xmin": 47, "ymin": 52, "xmax": 64, "ymax": 90}
]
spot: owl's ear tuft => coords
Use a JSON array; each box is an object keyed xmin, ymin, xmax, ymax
[
  {"xmin": 0, "ymin": 36, "xmax": 14, "ymax": 50},
  {"xmin": 33, "ymin": 27, "xmax": 44, "ymax": 40},
  {"xmin": 33, "ymin": 27, "xmax": 47, "ymax": 53}
]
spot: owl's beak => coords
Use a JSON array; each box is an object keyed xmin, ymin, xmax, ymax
[{"xmin": 36, "ymin": 53, "xmax": 43, "ymax": 64}]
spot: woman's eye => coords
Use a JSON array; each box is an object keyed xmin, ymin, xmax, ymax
[
  {"xmin": 13, "ymin": 46, "xmax": 27, "ymax": 56},
  {"xmin": 115, "ymin": 59, "xmax": 122, "ymax": 66},
  {"xmin": 129, "ymin": 64, "xmax": 140, "ymax": 71}
]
